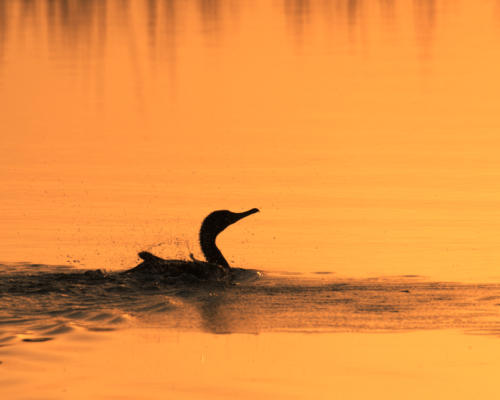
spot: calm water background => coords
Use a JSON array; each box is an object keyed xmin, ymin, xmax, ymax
[
  {"xmin": 2, "ymin": 0, "xmax": 500, "ymax": 280},
  {"xmin": 2, "ymin": 1, "xmax": 500, "ymax": 399}
]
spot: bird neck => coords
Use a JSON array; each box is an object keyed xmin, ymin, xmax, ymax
[{"xmin": 199, "ymin": 231, "xmax": 230, "ymax": 270}]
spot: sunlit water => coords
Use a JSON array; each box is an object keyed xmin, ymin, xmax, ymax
[
  {"xmin": 2, "ymin": 262, "xmax": 500, "ymax": 399},
  {"xmin": 2, "ymin": 0, "xmax": 500, "ymax": 398}
]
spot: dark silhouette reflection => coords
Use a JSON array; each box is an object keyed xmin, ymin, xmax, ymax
[
  {"xmin": 284, "ymin": 0, "xmax": 311, "ymax": 40},
  {"xmin": 158, "ymin": 0, "xmax": 178, "ymax": 85},
  {"xmin": 0, "ymin": 1, "xmax": 7, "ymax": 64},
  {"xmin": 147, "ymin": 0, "xmax": 158, "ymax": 51},
  {"xmin": 198, "ymin": 0, "xmax": 220, "ymax": 22},
  {"xmin": 413, "ymin": 0, "xmax": 436, "ymax": 61},
  {"xmin": 20, "ymin": 0, "xmax": 37, "ymax": 21},
  {"xmin": 2, "ymin": 0, "xmax": 228, "ymax": 66},
  {"xmin": 346, "ymin": 0, "xmax": 361, "ymax": 27},
  {"xmin": 197, "ymin": 291, "xmax": 234, "ymax": 334},
  {"xmin": 377, "ymin": 0, "xmax": 396, "ymax": 40},
  {"xmin": 283, "ymin": 0, "xmax": 367, "ymax": 43},
  {"xmin": 197, "ymin": 0, "xmax": 221, "ymax": 38},
  {"xmin": 45, "ymin": 0, "xmax": 107, "ymax": 57},
  {"xmin": 0, "ymin": 0, "xmax": 442, "ymax": 69}
]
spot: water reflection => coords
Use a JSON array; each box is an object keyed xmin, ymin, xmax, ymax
[
  {"xmin": 414, "ymin": 0, "xmax": 436, "ymax": 60},
  {"xmin": 197, "ymin": 291, "xmax": 233, "ymax": 334},
  {"xmin": 198, "ymin": 0, "xmax": 221, "ymax": 36},
  {"xmin": 147, "ymin": 0, "xmax": 158, "ymax": 51},
  {"xmin": 0, "ymin": 1, "xmax": 7, "ymax": 64},
  {"xmin": 379, "ymin": 0, "xmax": 395, "ymax": 25},
  {"xmin": 284, "ymin": 0, "xmax": 311, "ymax": 40},
  {"xmin": 47, "ymin": 0, "xmax": 107, "ymax": 58},
  {"xmin": 2, "ymin": 265, "xmax": 500, "ymax": 339},
  {"xmin": 151, "ymin": 0, "xmax": 178, "ymax": 65},
  {"xmin": 0, "ymin": 0, "xmax": 444, "ymax": 64},
  {"xmin": 346, "ymin": 0, "xmax": 362, "ymax": 27},
  {"xmin": 20, "ymin": 0, "xmax": 37, "ymax": 21}
]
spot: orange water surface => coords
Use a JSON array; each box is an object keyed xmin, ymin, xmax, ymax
[
  {"xmin": 1, "ymin": 0, "xmax": 500, "ymax": 280},
  {"xmin": 2, "ymin": 1, "xmax": 500, "ymax": 399}
]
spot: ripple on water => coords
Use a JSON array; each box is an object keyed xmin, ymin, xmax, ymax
[
  {"xmin": 22, "ymin": 337, "xmax": 53, "ymax": 343},
  {"xmin": 1, "ymin": 263, "xmax": 500, "ymax": 342}
]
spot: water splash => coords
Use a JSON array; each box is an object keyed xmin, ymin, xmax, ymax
[{"xmin": 1, "ymin": 262, "xmax": 500, "ymax": 345}]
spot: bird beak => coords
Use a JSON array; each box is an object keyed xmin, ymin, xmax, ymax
[{"xmin": 234, "ymin": 208, "xmax": 260, "ymax": 222}]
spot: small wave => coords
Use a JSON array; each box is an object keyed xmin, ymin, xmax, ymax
[{"xmin": 22, "ymin": 337, "xmax": 53, "ymax": 343}]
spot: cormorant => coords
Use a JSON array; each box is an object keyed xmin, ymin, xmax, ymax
[{"xmin": 124, "ymin": 208, "xmax": 260, "ymax": 282}]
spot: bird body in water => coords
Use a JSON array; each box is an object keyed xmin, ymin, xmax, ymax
[{"xmin": 124, "ymin": 208, "xmax": 260, "ymax": 283}]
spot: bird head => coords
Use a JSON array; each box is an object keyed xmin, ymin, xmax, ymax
[{"xmin": 200, "ymin": 208, "xmax": 259, "ymax": 238}]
